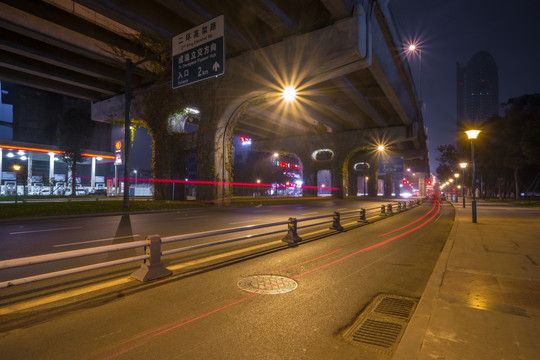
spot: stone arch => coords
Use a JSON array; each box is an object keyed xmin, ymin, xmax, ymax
[
  {"xmin": 211, "ymin": 90, "xmax": 270, "ymax": 202},
  {"xmin": 342, "ymin": 146, "xmax": 379, "ymax": 197}
]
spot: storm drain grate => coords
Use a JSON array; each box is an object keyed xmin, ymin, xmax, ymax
[
  {"xmin": 374, "ymin": 297, "xmax": 415, "ymax": 318},
  {"xmin": 351, "ymin": 319, "xmax": 403, "ymax": 348},
  {"xmin": 344, "ymin": 294, "xmax": 418, "ymax": 354}
]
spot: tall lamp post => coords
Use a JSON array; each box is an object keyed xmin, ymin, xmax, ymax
[
  {"xmin": 459, "ymin": 162, "xmax": 467, "ymax": 208},
  {"xmin": 12, "ymin": 164, "xmax": 21, "ymax": 204},
  {"xmin": 466, "ymin": 130, "xmax": 481, "ymax": 223},
  {"xmin": 454, "ymin": 173, "xmax": 459, "ymax": 202}
]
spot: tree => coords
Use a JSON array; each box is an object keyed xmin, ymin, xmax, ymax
[
  {"xmin": 499, "ymin": 94, "xmax": 540, "ymax": 198},
  {"xmin": 57, "ymin": 107, "xmax": 93, "ymax": 196},
  {"xmin": 435, "ymin": 144, "xmax": 460, "ymax": 182}
]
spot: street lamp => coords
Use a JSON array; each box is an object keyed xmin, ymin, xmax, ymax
[
  {"xmin": 12, "ymin": 164, "xmax": 21, "ymax": 204},
  {"xmin": 133, "ymin": 170, "xmax": 138, "ymax": 187},
  {"xmin": 466, "ymin": 130, "xmax": 481, "ymax": 223},
  {"xmin": 364, "ymin": 176, "xmax": 368, "ymax": 196},
  {"xmin": 454, "ymin": 173, "xmax": 459, "ymax": 202},
  {"xmin": 282, "ymin": 86, "xmax": 297, "ymax": 102},
  {"xmin": 459, "ymin": 162, "xmax": 467, "ymax": 208}
]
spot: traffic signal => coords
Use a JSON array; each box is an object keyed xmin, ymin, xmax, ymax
[{"xmin": 426, "ymin": 179, "xmax": 432, "ymax": 186}]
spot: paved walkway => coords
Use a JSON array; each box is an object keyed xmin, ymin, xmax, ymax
[{"xmin": 394, "ymin": 199, "xmax": 540, "ymax": 360}]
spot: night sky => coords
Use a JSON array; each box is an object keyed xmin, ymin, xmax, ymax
[{"xmin": 390, "ymin": 0, "xmax": 540, "ymax": 172}]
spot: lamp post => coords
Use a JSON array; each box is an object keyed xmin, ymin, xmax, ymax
[
  {"xmin": 12, "ymin": 164, "xmax": 21, "ymax": 204},
  {"xmin": 466, "ymin": 130, "xmax": 481, "ymax": 223},
  {"xmin": 133, "ymin": 170, "xmax": 138, "ymax": 187},
  {"xmin": 454, "ymin": 173, "xmax": 459, "ymax": 202},
  {"xmin": 364, "ymin": 176, "xmax": 368, "ymax": 196},
  {"xmin": 459, "ymin": 162, "xmax": 467, "ymax": 208}
]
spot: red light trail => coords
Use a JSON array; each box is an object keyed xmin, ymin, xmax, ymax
[{"xmin": 95, "ymin": 200, "xmax": 440, "ymax": 360}]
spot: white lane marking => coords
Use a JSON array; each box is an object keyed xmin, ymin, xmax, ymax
[
  {"xmin": 301, "ymin": 212, "xmax": 319, "ymax": 216},
  {"xmin": 337, "ymin": 208, "xmax": 348, "ymax": 211},
  {"xmin": 175, "ymin": 215, "xmax": 211, "ymax": 220},
  {"xmin": 9, "ymin": 226, "xmax": 82, "ymax": 235},
  {"xmin": 229, "ymin": 219, "xmax": 262, "ymax": 225},
  {"xmin": 54, "ymin": 235, "xmax": 141, "ymax": 248}
]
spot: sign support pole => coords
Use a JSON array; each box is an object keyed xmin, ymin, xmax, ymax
[{"xmin": 123, "ymin": 58, "xmax": 132, "ymax": 210}]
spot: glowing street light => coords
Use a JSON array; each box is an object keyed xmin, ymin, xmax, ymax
[
  {"xmin": 282, "ymin": 86, "xmax": 297, "ymax": 102},
  {"xmin": 466, "ymin": 130, "xmax": 481, "ymax": 223},
  {"xmin": 377, "ymin": 145, "xmax": 385, "ymax": 152}
]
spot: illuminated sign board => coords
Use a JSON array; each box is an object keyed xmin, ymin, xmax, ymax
[
  {"xmin": 273, "ymin": 159, "xmax": 300, "ymax": 170},
  {"xmin": 114, "ymin": 140, "xmax": 123, "ymax": 165},
  {"xmin": 239, "ymin": 136, "xmax": 251, "ymax": 145},
  {"xmin": 172, "ymin": 15, "xmax": 225, "ymax": 88}
]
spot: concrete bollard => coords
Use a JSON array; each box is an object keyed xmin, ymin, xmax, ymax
[
  {"xmin": 330, "ymin": 211, "xmax": 344, "ymax": 231},
  {"xmin": 282, "ymin": 217, "xmax": 302, "ymax": 244},
  {"xmin": 387, "ymin": 204, "xmax": 393, "ymax": 214},
  {"xmin": 380, "ymin": 205, "xmax": 386, "ymax": 215},
  {"xmin": 131, "ymin": 235, "xmax": 172, "ymax": 282},
  {"xmin": 358, "ymin": 208, "xmax": 367, "ymax": 223}
]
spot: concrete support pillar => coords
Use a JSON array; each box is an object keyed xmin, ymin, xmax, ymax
[
  {"xmin": 384, "ymin": 173, "xmax": 393, "ymax": 197},
  {"xmin": 26, "ymin": 152, "xmax": 32, "ymax": 193},
  {"xmin": 91, "ymin": 157, "xmax": 96, "ymax": 190},
  {"xmin": 48, "ymin": 152, "xmax": 54, "ymax": 184},
  {"xmin": 348, "ymin": 170, "xmax": 358, "ymax": 197},
  {"xmin": 297, "ymin": 150, "xmax": 316, "ymax": 197},
  {"xmin": 368, "ymin": 166, "xmax": 378, "ymax": 196}
]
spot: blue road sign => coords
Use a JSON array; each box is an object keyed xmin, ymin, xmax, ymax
[{"xmin": 172, "ymin": 15, "xmax": 225, "ymax": 89}]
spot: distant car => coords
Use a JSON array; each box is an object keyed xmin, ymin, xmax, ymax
[
  {"xmin": 92, "ymin": 188, "xmax": 107, "ymax": 195},
  {"xmin": 65, "ymin": 184, "xmax": 87, "ymax": 196}
]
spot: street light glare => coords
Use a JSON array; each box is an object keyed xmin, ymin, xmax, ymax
[
  {"xmin": 377, "ymin": 145, "xmax": 385, "ymax": 151},
  {"xmin": 460, "ymin": 162, "xmax": 467, "ymax": 169},
  {"xmin": 408, "ymin": 44, "xmax": 416, "ymax": 52},
  {"xmin": 282, "ymin": 86, "xmax": 297, "ymax": 102},
  {"xmin": 465, "ymin": 130, "xmax": 481, "ymax": 139}
]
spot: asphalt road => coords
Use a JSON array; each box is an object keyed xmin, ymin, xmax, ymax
[
  {"xmin": 0, "ymin": 199, "xmax": 454, "ymax": 359},
  {"xmin": 0, "ymin": 198, "xmax": 395, "ymax": 284}
]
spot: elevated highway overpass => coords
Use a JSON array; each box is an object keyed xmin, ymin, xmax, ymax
[{"xmin": 0, "ymin": 0, "xmax": 429, "ymax": 200}]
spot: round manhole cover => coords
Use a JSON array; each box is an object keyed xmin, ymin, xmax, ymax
[{"xmin": 238, "ymin": 275, "xmax": 298, "ymax": 294}]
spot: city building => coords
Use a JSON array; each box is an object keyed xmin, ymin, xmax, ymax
[
  {"xmin": 456, "ymin": 51, "xmax": 499, "ymax": 129},
  {"xmin": 0, "ymin": 81, "xmax": 114, "ymax": 195}
]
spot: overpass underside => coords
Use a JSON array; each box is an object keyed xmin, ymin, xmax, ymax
[{"xmin": 0, "ymin": 0, "xmax": 428, "ymax": 201}]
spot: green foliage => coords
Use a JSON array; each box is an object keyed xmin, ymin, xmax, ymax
[
  {"xmin": 446, "ymin": 94, "xmax": 540, "ymax": 199},
  {"xmin": 435, "ymin": 144, "xmax": 460, "ymax": 181}
]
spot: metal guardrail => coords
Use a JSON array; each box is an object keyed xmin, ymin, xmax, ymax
[{"xmin": 0, "ymin": 199, "xmax": 422, "ymax": 288}]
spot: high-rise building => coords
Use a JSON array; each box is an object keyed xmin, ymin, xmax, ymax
[{"xmin": 456, "ymin": 51, "xmax": 499, "ymax": 129}]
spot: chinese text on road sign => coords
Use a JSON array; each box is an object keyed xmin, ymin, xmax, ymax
[{"xmin": 172, "ymin": 15, "xmax": 225, "ymax": 89}]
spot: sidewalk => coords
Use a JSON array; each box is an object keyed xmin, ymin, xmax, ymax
[{"xmin": 394, "ymin": 199, "xmax": 540, "ymax": 360}]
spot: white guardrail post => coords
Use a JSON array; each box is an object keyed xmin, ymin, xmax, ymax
[{"xmin": 131, "ymin": 235, "xmax": 172, "ymax": 282}]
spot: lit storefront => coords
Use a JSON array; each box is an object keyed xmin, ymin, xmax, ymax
[{"xmin": 1, "ymin": 141, "xmax": 114, "ymax": 195}]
